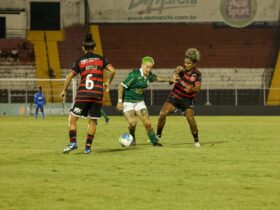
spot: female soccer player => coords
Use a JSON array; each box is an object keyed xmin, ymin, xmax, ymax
[
  {"xmin": 156, "ymin": 48, "xmax": 202, "ymax": 147},
  {"xmin": 34, "ymin": 86, "xmax": 46, "ymax": 119},
  {"xmin": 116, "ymin": 56, "xmax": 174, "ymax": 146},
  {"xmin": 60, "ymin": 33, "xmax": 116, "ymax": 154}
]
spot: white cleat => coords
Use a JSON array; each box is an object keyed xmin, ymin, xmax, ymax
[{"xmin": 194, "ymin": 142, "xmax": 201, "ymax": 147}]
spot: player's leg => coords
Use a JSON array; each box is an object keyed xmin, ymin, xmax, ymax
[
  {"xmin": 63, "ymin": 101, "xmax": 86, "ymax": 154},
  {"xmin": 157, "ymin": 102, "xmax": 176, "ymax": 140},
  {"xmin": 136, "ymin": 108, "xmax": 162, "ymax": 146},
  {"xmin": 84, "ymin": 118, "xmax": 97, "ymax": 154},
  {"xmin": 63, "ymin": 114, "xmax": 79, "ymax": 153},
  {"xmin": 123, "ymin": 110, "xmax": 137, "ymax": 145},
  {"xmin": 35, "ymin": 105, "xmax": 39, "ymax": 119},
  {"xmin": 84, "ymin": 102, "xmax": 101, "ymax": 154},
  {"xmin": 184, "ymin": 108, "xmax": 200, "ymax": 147},
  {"xmin": 101, "ymin": 108, "xmax": 110, "ymax": 124},
  {"xmin": 40, "ymin": 106, "xmax": 45, "ymax": 119}
]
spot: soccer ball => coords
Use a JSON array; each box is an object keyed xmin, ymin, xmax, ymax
[{"xmin": 119, "ymin": 133, "xmax": 133, "ymax": 147}]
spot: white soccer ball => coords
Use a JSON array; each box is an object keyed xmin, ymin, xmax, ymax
[{"xmin": 119, "ymin": 133, "xmax": 133, "ymax": 147}]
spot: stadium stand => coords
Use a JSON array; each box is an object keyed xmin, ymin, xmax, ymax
[
  {"xmin": 58, "ymin": 24, "xmax": 86, "ymax": 69},
  {"xmin": 98, "ymin": 23, "xmax": 279, "ymax": 69},
  {"xmin": 0, "ymin": 39, "xmax": 34, "ymax": 62}
]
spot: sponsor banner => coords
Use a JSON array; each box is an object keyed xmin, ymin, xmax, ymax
[
  {"xmin": 90, "ymin": 0, "xmax": 278, "ymax": 26},
  {"xmin": 0, "ymin": 103, "xmax": 72, "ymax": 116}
]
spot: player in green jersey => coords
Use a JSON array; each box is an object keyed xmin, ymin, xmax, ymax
[{"xmin": 116, "ymin": 56, "xmax": 175, "ymax": 146}]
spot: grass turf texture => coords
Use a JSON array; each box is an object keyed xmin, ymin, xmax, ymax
[{"xmin": 0, "ymin": 116, "xmax": 279, "ymax": 210}]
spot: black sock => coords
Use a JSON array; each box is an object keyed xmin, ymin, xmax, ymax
[
  {"xmin": 129, "ymin": 127, "xmax": 136, "ymax": 140},
  {"xmin": 193, "ymin": 132, "xmax": 199, "ymax": 142},
  {"xmin": 85, "ymin": 134, "xmax": 94, "ymax": 148},
  {"xmin": 69, "ymin": 130, "xmax": 77, "ymax": 144},
  {"xmin": 157, "ymin": 128, "xmax": 163, "ymax": 137}
]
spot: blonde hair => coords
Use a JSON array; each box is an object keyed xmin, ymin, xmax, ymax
[
  {"xmin": 142, "ymin": 56, "xmax": 155, "ymax": 65},
  {"xmin": 185, "ymin": 48, "xmax": 200, "ymax": 63}
]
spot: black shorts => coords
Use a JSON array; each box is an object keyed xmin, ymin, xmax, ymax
[
  {"xmin": 166, "ymin": 94, "xmax": 194, "ymax": 112},
  {"xmin": 70, "ymin": 101, "xmax": 102, "ymax": 119}
]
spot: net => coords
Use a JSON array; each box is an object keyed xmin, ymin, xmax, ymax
[{"xmin": 0, "ymin": 78, "xmax": 77, "ymax": 104}]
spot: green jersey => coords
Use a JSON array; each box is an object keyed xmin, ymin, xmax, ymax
[{"xmin": 121, "ymin": 68, "xmax": 158, "ymax": 102}]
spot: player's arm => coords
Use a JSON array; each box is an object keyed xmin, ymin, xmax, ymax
[
  {"xmin": 185, "ymin": 81, "xmax": 201, "ymax": 93},
  {"xmin": 104, "ymin": 64, "xmax": 116, "ymax": 92},
  {"xmin": 188, "ymin": 73, "xmax": 202, "ymax": 93},
  {"xmin": 34, "ymin": 93, "xmax": 36, "ymax": 104},
  {"xmin": 116, "ymin": 83, "xmax": 125, "ymax": 111},
  {"xmin": 60, "ymin": 71, "xmax": 75, "ymax": 100},
  {"xmin": 193, "ymin": 81, "xmax": 201, "ymax": 93},
  {"xmin": 157, "ymin": 74, "xmax": 179, "ymax": 83}
]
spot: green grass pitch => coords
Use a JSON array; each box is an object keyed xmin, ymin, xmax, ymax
[{"xmin": 0, "ymin": 116, "xmax": 279, "ymax": 210}]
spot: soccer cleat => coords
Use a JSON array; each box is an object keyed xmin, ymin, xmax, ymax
[
  {"xmin": 105, "ymin": 118, "xmax": 110, "ymax": 124},
  {"xmin": 63, "ymin": 142, "xmax": 78, "ymax": 154},
  {"xmin": 156, "ymin": 135, "xmax": 161, "ymax": 142},
  {"xmin": 131, "ymin": 137, "xmax": 136, "ymax": 146},
  {"xmin": 153, "ymin": 142, "xmax": 163, "ymax": 146},
  {"xmin": 84, "ymin": 147, "xmax": 91, "ymax": 154},
  {"xmin": 194, "ymin": 141, "xmax": 201, "ymax": 147}
]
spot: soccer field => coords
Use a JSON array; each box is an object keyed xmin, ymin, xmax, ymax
[{"xmin": 0, "ymin": 116, "xmax": 279, "ymax": 210}]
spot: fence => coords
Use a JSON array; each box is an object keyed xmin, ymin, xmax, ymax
[{"xmin": 0, "ymin": 78, "xmax": 278, "ymax": 106}]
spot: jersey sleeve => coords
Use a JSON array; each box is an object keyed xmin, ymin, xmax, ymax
[
  {"xmin": 70, "ymin": 58, "xmax": 81, "ymax": 75},
  {"xmin": 121, "ymin": 72, "xmax": 136, "ymax": 89},
  {"xmin": 196, "ymin": 71, "xmax": 202, "ymax": 82},
  {"xmin": 103, "ymin": 57, "xmax": 111, "ymax": 69}
]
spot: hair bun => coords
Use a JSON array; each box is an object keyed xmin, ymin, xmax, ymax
[{"xmin": 84, "ymin": 33, "xmax": 93, "ymax": 43}]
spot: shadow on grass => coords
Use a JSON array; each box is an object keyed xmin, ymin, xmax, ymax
[
  {"xmin": 93, "ymin": 146, "xmax": 140, "ymax": 154},
  {"xmin": 168, "ymin": 141, "xmax": 226, "ymax": 146}
]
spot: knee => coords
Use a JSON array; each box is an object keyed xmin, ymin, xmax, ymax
[
  {"xmin": 144, "ymin": 120, "xmax": 152, "ymax": 130},
  {"xmin": 128, "ymin": 120, "xmax": 137, "ymax": 128},
  {"xmin": 159, "ymin": 110, "xmax": 168, "ymax": 118},
  {"xmin": 186, "ymin": 114, "xmax": 195, "ymax": 122}
]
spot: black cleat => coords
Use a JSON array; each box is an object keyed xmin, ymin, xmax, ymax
[
  {"xmin": 131, "ymin": 138, "xmax": 136, "ymax": 146},
  {"xmin": 153, "ymin": 142, "xmax": 163, "ymax": 146}
]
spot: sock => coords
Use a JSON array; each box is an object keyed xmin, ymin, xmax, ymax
[
  {"xmin": 101, "ymin": 109, "xmax": 109, "ymax": 121},
  {"xmin": 148, "ymin": 130, "xmax": 157, "ymax": 144},
  {"xmin": 69, "ymin": 130, "xmax": 77, "ymax": 144},
  {"xmin": 42, "ymin": 112, "xmax": 45, "ymax": 119},
  {"xmin": 85, "ymin": 134, "xmax": 94, "ymax": 148},
  {"xmin": 129, "ymin": 127, "xmax": 136, "ymax": 140},
  {"xmin": 193, "ymin": 132, "xmax": 199, "ymax": 142},
  {"xmin": 157, "ymin": 128, "xmax": 163, "ymax": 137}
]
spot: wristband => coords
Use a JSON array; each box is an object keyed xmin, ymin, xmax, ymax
[{"xmin": 118, "ymin": 99, "xmax": 123, "ymax": 103}]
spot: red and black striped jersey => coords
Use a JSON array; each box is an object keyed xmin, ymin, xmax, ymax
[
  {"xmin": 70, "ymin": 52, "xmax": 111, "ymax": 103},
  {"xmin": 171, "ymin": 67, "xmax": 202, "ymax": 99}
]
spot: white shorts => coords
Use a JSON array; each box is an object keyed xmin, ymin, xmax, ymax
[{"xmin": 123, "ymin": 101, "xmax": 147, "ymax": 112}]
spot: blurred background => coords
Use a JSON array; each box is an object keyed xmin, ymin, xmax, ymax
[{"xmin": 0, "ymin": 0, "xmax": 279, "ymax": 115}]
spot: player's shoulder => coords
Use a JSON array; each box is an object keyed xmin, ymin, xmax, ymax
[{"xmin": 130, "ymin": 68, "xmax": 140, "ymax": 75}]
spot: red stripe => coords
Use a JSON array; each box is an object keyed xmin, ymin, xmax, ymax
[
  {"xmin": 81, "ymin": 69, "xmax": 103, "ymax": 77},
  {"xmin": 76, "ymin": 99, "xmax": 102, "ymax": 103},
  {"xmin": 79, "ymin": 59, "xmax": 103, "ymax": 68},
  {"xmin": 81, "ymin": 77, "xmax": 103, "ymax": 83},
  {"xmin": 78, "ymin": 90, "xmax": 103, "ymax": 94},
  {"xmin": 171, "ymin": 92, "xmax": 182, "ymax": 99},
  {"xmin": 174, "ymin": 88, "xmax": 194, "ymax": 98},
  {"xmin": 76, "ymin": 95, "xmax": 101, "ymax": 98}
]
